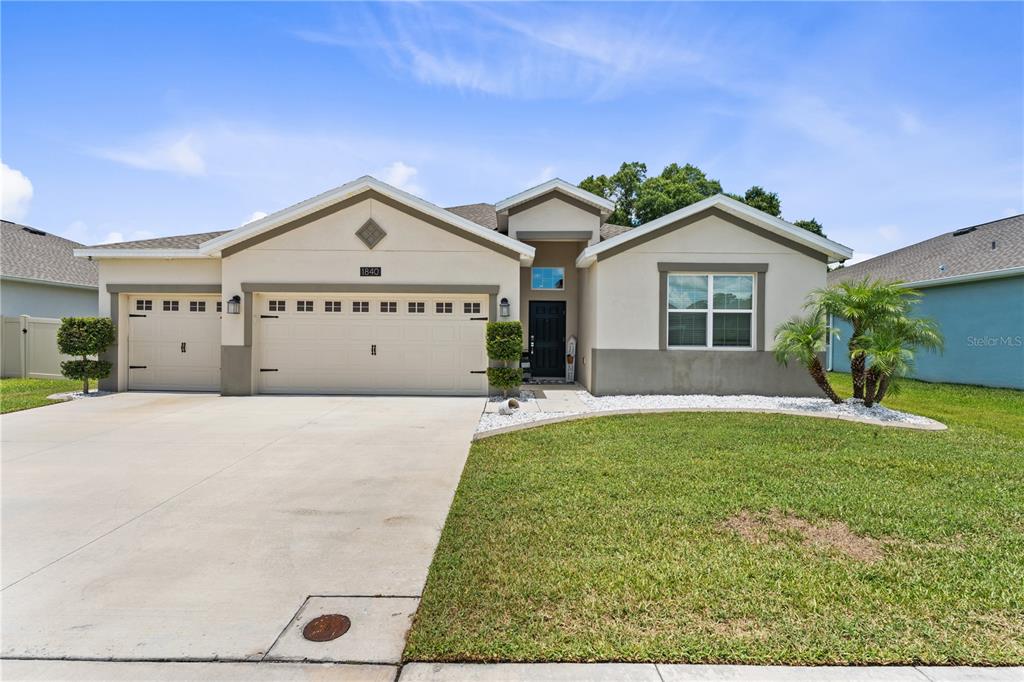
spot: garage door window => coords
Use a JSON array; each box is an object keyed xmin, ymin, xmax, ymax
[
  {"xmin": 325, "ymin": 301, "xmax": 342, "ymax": 312},
  {"xmin": 135, "ymin": 300, "xmax": 152, "ymax": 311},
  {"xmin": 163, "ymin": 300, "xmax": 179, "ymax": 312},
  {"xmin": 216, "ymin": 301, "xmax": 222, "ymax": 313},
  {"xmin": 463, "ymin": 302, "xmax": 481, "ymax": 314},
  {"xmin": 297, "ymin": 300, "xmax": 314, "ymax": 312},
  {"xmin": 409, "ymin": 302, "xmax": 425, "ymax": 313},
  {"xmin": 353, "ymin": 301, "xmax": 369, "ymax": 313},
  {"xmin": 189, "ymin": 301, "xmax": 207, "ymax": 312},
  {"xmin": 269, "ymin": 300, "xmax": 286, "ymax": 312},
  {"xmin": 380, "ymin": 301, "xmax": 398, "ymax": 313},
  {"xmin": 436, "ymin": 302, "xmax": 453, "ymax": 314}
]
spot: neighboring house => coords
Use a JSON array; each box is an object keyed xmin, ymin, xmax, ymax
[
  {"xmin": 827, "ymin": 214, "xmax": 1024, "ymax": 390},
  {"xmin": 1, "ymin": 220, "xmax": 98, "ymax": 317},
  {"xmin": 73, "ymin": 176, "xmax": 852, "ymax": 397}
]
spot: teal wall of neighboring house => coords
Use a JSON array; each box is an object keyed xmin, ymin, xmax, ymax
[
  {"xmin": 0, "ymin": 279, "xmax": 98, "ymax": 318},
  {"xmin": 828, "ymin": 275, "xmax": 1024, "ymax": 390}
]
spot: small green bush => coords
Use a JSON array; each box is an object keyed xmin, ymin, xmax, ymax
[
  {"xmin": 486, "ymin": 321, "xmax": 523, "ymax": 396},
  {"xmin": 58, "ymin": 317, "xmax": 116, "ymax": 394},
  {"xmin": 486, "ymin": 321, "xmax": 523, "ymax": 362}
]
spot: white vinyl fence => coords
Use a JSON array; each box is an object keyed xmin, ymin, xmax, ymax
[{"xmin": 1, "ymin": 315, "xmax": 72, "ymax": 379}]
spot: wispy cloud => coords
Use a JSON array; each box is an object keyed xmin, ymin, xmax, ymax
[
  {"xmin": 380, "ymin": 161, "xmax": 424, "ymax": 196},
  {"xmin": 93, "ymin": 132, "xmax": 206, "ymax": 176},
  {"xmin": 1, "ymin": 161, "xmax": 34, "ymax": 221}
]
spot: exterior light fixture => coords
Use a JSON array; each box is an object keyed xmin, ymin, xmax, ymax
[
  {"xmin": 226, "ymin": 295, "xmax": 241, "ymax": 315},
  {"xmin": 499, "ymin": 297, "xmax": 510, "ymax": 318}
]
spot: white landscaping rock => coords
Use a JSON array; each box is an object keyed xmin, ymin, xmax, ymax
[
  {"xmin": 45, "ymin": 390, "xmax": 114, "ymax": 402},
  {"xmin": 475, "ymin": 390, "xmax": 944, "ymax": 435}
]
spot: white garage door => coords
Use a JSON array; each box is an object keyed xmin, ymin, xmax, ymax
[
  {"xmin": 256, "ymin": 294, "xmax": 488, "ymax": 395},
  {"xmin": 127, "ymin": 295, "xmax": 221, "ymax": 391}
]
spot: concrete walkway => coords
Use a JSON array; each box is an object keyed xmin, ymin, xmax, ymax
[{"xmin": 2, "ymin": 392, "xmax": 483, "ymax": 665}]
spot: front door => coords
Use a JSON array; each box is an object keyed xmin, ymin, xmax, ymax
[{"xmin": 529, "ymin": 301, "xmax": 566, "ymax": 378}]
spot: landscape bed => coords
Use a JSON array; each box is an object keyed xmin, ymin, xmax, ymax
[{"xmin": 406, "ymin": 376, "xmax": 1024, "ymax": 665}]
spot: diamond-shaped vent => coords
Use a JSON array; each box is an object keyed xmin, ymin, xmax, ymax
[{"xmin": 356, "ymin": 219, "xmax": 386, "ymax": 249}]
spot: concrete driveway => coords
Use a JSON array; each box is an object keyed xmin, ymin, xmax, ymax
[{"xmin": 1, "ymin": 392, "xmax": 483, "ymax": 670}]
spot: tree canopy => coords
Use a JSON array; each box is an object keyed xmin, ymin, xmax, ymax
[{"xmin": 579, "ymin": 162, "xmax": 826, "ymax": 237}]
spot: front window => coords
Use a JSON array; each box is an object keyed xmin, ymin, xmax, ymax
[
  {"xmin": 531, "ymin": 267, "xmax": 565, "ymax": 290},
  {"xmin": 667, "ymin": 274, "xmax": 753, "ymax": 348}
]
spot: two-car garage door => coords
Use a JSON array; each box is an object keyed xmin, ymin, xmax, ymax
[{"xmin": 256, "ymin": 294, "xmax": 488, "ymax": 396}]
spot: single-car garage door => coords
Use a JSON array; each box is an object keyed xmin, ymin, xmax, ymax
[
  {"xmin": 127, "ymin": 295, "xmax": 221, "ymax": 391},
  {"xmin": 256, "ymin": 294, "xmax": 488, "ymax": 395}
]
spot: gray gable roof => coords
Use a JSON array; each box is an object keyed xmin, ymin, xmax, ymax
[
  {"xmin": 445, "ymin": 203, "xmax": 497, "ymax": 231},
  {"xmin": 1, "ymin": 220, "xmax": 98, "ymax": 288},
  {"xmin": 85, "ymin": 230, "xmax": 231, "ymax": 250},
  {"xmin": 600, "ymin": 223, "xmax": 633, "ymax": 240},
  {"xmin": 829, "ymin": 214, "xmax": 1024, "ymax": 286}
]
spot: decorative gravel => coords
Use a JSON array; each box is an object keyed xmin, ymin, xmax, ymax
[
  {"xmin": 46, "ymin": 389, "xmax": 114, "ymax": 402},
  {"xmin": 476, "ymin": 391, "xmax": 944, "ymax": 435}
]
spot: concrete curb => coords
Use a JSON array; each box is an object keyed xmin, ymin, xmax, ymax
[{"xmin": 474, "ymin": 406, "xmax": 947, "ymax": 440}]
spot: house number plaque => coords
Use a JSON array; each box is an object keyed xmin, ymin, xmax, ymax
[{"xmin": 360, "ymin": 267, "xmax": 382, "ymax": 277}]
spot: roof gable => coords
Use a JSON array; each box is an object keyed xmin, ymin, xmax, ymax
[
  {"xmin": 1, "ymin": 220, "xmax": 98, "ymax": 288},
  {"xmin": 495, "ymin": 178, "xmax": 614, "ymax": 216},
  {"xmin": 576, "ymin": 194, "xmax": 853, "ymax": 267}
]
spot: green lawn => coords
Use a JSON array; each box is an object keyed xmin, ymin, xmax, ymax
[
  {"xmin": 406, "ymin": 376, "xmax": 1024, "ymax": 665},
  {"xmin": 0, "ymin": 377, "xmax": 92, "ymax": 414}
]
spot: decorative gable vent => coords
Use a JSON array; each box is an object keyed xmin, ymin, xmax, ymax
[{"xmin": 356, "ymin": 219, "xmax": 387, "ymax": 249}]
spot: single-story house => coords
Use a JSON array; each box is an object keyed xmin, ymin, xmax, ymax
[
  {"xmin": 74, "ymin": 176, "xmax": 853, "ymax": 397},
  {"xmin": 827, "ymin": 214, "xmax": 1023, "ymax": 390},
  {"xmin": 1, "ymin": 220, "xmax": 98, "ymax": 318}
]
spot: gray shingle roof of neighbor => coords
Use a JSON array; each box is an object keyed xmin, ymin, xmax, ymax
[
  {"xmin": 1, "ymin": 220, "xmax": 99, "ymax": 288},
  {"xmin": 828, "ymin": 214, "xmax": 1024, "ymax": 286},
  {"xmin": 600, "ymin": 223, "xmax": 633, "ymax": 240},
  {"xmin": 445, "ymin": 203, "xmax": 498, "ymax": 231}
]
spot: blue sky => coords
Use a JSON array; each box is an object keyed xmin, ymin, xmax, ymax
[{"xmin": 2, "ymin": 2, "xmax": 1021, "ymax": 261}]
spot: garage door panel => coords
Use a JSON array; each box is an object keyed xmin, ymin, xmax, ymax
[
  {"xmin": 127, "ymin": 296, "xmax": 220, "ymax": 392},
  {"xmin": 256, "ymin": 294, "xmax": 487, "ymax": 395}
]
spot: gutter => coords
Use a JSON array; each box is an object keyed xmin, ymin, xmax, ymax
[
  {"xmin": 0, "ymin": 275, "xmax": 98, "ymax": 291},
  {"xmin": 897, "ymin": 265, "xmax": 1024, "ymax": 289}
]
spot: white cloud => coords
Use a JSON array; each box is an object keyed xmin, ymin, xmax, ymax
[
  {"xmin": 99, "ymin": 229, "xmax": 155, "ymax": 245},
  {"xmin": 380, "ymin": 161, "xmax": 424, "ymax": 196},
  {"xmin": 245, "ymin": 211, "xmax": 268, "ymax": 224},
  {"xmin": 1, "ymin": 162, "xmax": 34, "ymax": 221},
  {"xmin": 525, "ymin": 165, "xmax": 557, "ymax": 188},
  {"xmin": 94, "ymin": 132, "xmax": 206, "ymax": 176}
]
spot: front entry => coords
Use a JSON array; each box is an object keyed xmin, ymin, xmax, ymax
[{"xmin": 528, "ymin": 301, "xmax": 566, "ymax": 378}]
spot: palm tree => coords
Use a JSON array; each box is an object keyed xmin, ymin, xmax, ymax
[
  {"xmin": 859, "ymin": 316, "xmax": 943, "ymax": 406},
  {"xmin": 773, "ymin": 313, "xmax": 843, "ymax": 404},
  {"xmin": 810, "ymin": 278, "xmax": 916, "ymax": 400}
]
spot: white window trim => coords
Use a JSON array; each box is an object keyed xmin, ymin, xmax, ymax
[
  {"xmin": 666, "ymin": 273, "xmax": 756, "ymax": 351},
  {"xmin": 531, "ymin": 266, "xmax": 565, "ymax": 291}
]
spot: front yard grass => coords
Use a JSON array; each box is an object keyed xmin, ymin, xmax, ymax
[
  {"xmin": 0, "ymin": 377, "xmax": 92, "ymax": 414},
  {"xmin": 405, "ymin": 377, "xmax": 1024, "ymax": 664}
]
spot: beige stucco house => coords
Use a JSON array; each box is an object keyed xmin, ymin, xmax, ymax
[{"xmin": 74, "ymin": 176, "xmax": 853, "ymax": 397}]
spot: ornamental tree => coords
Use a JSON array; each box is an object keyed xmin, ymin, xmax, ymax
[{"xmin": 57, "ymin": 317, "xmax": 115, "ymax": 394}]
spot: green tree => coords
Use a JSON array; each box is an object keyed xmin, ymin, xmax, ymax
[
  {"xmin": 634, "ymin": 163, "xmax": 723, "ymax": 224},
  {"xmin": 580, "ymin": 161, "xmax": 647, "ymax": 226},
  {"xmin": 57, "ymin": 317, "xmax": 115, "ymax": 394},
  {"xmin": 773, "ymin": 313, "xmax": 843, "ymax": 404},
  {"xmin": 738, "ymin": 186, "xmax": 782, "ymax": 217},
  {"xmin": 858, "ymin": 316, "xmax": 943, "ymax": 406},
  {"xmin": 485, "ymin": 321, "xmax": 523, "ymax": 397},
  {"xmin": 793, "ymin": 218, "xmax": 825, "ymax": 236}
]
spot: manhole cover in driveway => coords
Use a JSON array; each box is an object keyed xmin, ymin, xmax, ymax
[{"xmin": 302, "ymin": 614, "xmax": 351, "ymax": 641}]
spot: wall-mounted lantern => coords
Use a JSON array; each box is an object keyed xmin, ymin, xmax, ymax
[
  {"xmin": 226, "ymin": 295, "xmax": 241, "ymax": 315},
  {"xmin": 499, "ymin": 297, "xmax": 510, "ymax": 318}
]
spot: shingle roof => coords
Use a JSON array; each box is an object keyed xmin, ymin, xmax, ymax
[
  {"xmin": 445, "ymin": 203, "xmax": 497, "ymax": 231},
  {"xmin": 1, "ymin": 220, "xmax": 98, "ymax": 288},
  {"xmin": 828, "ymin": 214, "xmax": 1024, "ymax": 286},
  {"xmin": 600, "ymin": 223, "xmax": 633, "ymax": 240},
  {"xmin": 85, "ymin": 230, "xmax": 230, "ymax": 250}
]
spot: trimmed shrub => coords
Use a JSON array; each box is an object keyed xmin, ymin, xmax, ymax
[
  {"xmin": 486, "ymin": 321, "xmax": 523, "ymax": 396},
  {"xmin": 57, "ymin": 317, "xmax": 116, "ymax": 394}
]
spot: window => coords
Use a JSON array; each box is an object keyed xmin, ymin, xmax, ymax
[
  {"xmin": 269, "ymin": 300, "xmax": 286, "ymax": 312},
  {"xmin": 436, "ymin": 302, "xmax": 453, "ymax": 314},
  {"xmin": 352, "ymin": 301, "xmax": 369, "ymax": 313},
  {"xmin": 162, "ymin": 300, "xmax": 179, "ymax": 312},
  {"xmin": 464, "ymin": 302, "xmax": 481, "ymax": 314},
  {"xmin": 189, "ymin": 301, "xmax": 206, "ymax": 313},
  {"xmin": 531, "ymin": 267, "xmax": 565, "ymax": 290},
  {"xmin": 408, "ymin": 302, "xmax": 425, "ymax": 313},
  {"xmin": 325, "ymin": 301, "xmax": 342, "ymax": 312},
  {"xmin": 380, "ymin": 301, "xmax": 397, "ymax": 313},
  {"xmin": 135, "ymin": 299, "xmax": 152, "ymax": 311},
  {"xmin": 667, "ymin": 274, "xmax": 753, "ymax": 348},
  {"xmin": 297, "ymin": 300, "xmax": 314, "ymax": 312},
  {"xmin": 216, "ymin": 301, "xmax": 222, "ymax": 313}
]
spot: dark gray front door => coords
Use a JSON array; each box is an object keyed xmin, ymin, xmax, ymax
[{"xmin": 529, "ymin": 301, "xmax": 566, "ymax": 378}]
